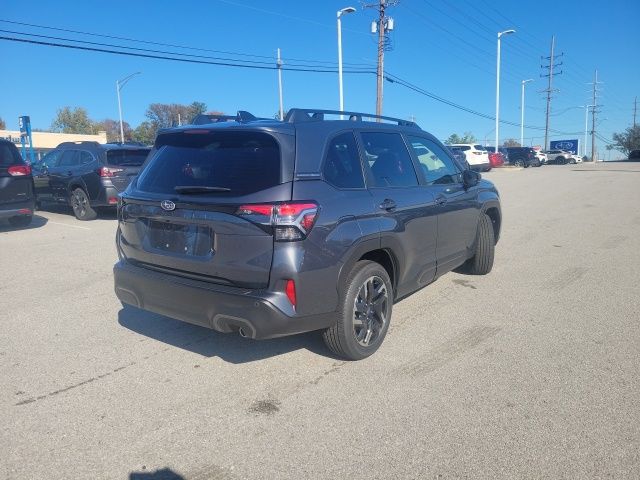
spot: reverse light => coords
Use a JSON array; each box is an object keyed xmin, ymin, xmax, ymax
[
  {"xmin": 285, "ymin": 279, "xmax": 297, "ymax": 309},
  {"xmin": 7, "ymin": 165, "xmax": 31, "ymax": 176},
  {"xmin": 98, "ymin": 166, "xmax": 124, "ymax": 177},
  {"xmin": 236, "ymin": 202, "xmax": 318, "ymax": 241}
]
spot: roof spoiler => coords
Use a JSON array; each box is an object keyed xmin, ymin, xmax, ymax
[{"xmin": 284, "ymin": 108, "xmax": 419, "ymax": 128}]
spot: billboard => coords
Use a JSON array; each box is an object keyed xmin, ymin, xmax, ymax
[{"xmin": 550, "ymin": 139, "xmax": 579, "ymax": 154}]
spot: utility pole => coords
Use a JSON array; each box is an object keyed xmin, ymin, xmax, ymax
[
  {"xmin": 590, "ymin": 69, "xmax": 602, "ymax": 163},
  {"xmin": 277, "ymin": 48, "xmax": 284, "ymax": 121},
  {"xmin": 364, "ymin": 0, "xmax": 396, "ymax": 118},
  {"xmin": 540, "ymin": 36, "xmax": 563, "ymax": 151},
  {"xmin": 634, "ymin": 96, "xmax": 637, "ymax": 128}
]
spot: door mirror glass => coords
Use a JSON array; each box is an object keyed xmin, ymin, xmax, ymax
[{"xmin": 462, "ymin": 169, "xmax": 480, "ymax": 188}]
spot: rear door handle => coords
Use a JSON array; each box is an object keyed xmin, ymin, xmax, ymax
[
  {"xmin": 379, "ymin": 199, "xmax": 397, "ymax": 211},
  {"xmin": 435, "ymin": 195, "xmax": 447, "ymax": 206}
]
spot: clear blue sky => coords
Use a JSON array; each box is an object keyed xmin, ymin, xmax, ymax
[{"xmin": 1, "ymin": 0, "xmax": 637, "ymax": 155}]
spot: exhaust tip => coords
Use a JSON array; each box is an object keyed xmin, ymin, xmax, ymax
[{"xmin": 238, "ymin": 327, "xmax": 247, "ymax": 338}]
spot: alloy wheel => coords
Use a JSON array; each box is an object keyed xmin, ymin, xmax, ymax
[{"xmin": 352, "ymin": 275, "xmax": 389, "ymax": 347}]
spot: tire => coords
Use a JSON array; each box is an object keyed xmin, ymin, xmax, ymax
[
  {"xmin": 463, "ymin": 213, "xmax": 495, "ymax": 275},
  {"xmin": 70, "ymin": 188, "xmax": 97, "ymax": 221},
  {"xmin": 8, "ymin": 215, "xmax": 32, "ymax": 228},
  {"xmin": 513, "ymin": 159, "xmax": 524, "ymax": 167},
  {"xmin": 323, "ymin": 260, "xmax": 393, "ymax": 360}
]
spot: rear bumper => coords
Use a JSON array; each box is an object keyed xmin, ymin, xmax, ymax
[
  {"xmin": 0, "ymin": 198, "xmax": 35, "ymax": 219},
  {"xmin": 91, "ymin": 185, "xmax": 120, "ymax": 208},
  {"xmin": 469, "ymin": 162, "xmax": 491, "ymax": 171},
  {"xmin": 113, "ymin": 260, "xmax": 335, "ymax": 340}
]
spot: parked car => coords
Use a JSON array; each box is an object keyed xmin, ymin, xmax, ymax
[
  {"xmin": 629, "ymin": 149, "xmax": 640, "ymax": 161},
  {"xmin": 114, "ymin": 108, "xmax": 502, "ymax": 360},
  {"xmin": 447, "ymin": 147, "xmax": 469, "ymax": 169},
  {"xmin": 545, "ymin": 150, "xmax": 572, "ymax": 165},
  {"xmin": 0, "ymin": 139, "xmax": 35, "ymax": 227},
  {"xmin": 32, "ymin": 142, "xmax": 151, "ymax": 220},
  {"xmin": 448, "ymin": 144, "xmax": 491, "ymax": 172},
  {"xmin": 533, "ymin": 149, "xmax": 548, "ymax": 164},
  {"xmin": 570, "ymin": 154, "xmax": 583, "ymax": 164},
  {"xmin": 484, "ymin": 147, "xmax": 506, "ymax": 168},
  {"xmin": 504, "ymin": 147, "xmax": 540, "ymax": 167}
]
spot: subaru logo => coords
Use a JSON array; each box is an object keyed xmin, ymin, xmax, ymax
[{"xmin": 161, "ymin": 200, "xmax": 176, "ymax": 211}]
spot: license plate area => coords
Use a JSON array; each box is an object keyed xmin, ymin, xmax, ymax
[{"xmin": 148, "ymin": 220, "xmax": 213, "ymax": 257}]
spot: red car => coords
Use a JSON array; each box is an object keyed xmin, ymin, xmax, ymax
[{"xmin": 488, "ymin": 152, "xmax": 505, "ymax": 168}]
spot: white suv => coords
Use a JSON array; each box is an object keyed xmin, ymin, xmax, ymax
[
  {"xmin": 533, "ymin": 149, "xmax": 548, "ymax": 164},
  {"xmin": 448, "ymin": 144, "xmax": 490, "ymax": 171},
  {"xmin": 545, "ymin": 150, "xmax": 572, "ymax": 165}
]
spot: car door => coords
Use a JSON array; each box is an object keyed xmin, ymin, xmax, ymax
[
  {"xmin": 406, "ymin": 135, "xmax": 479, "ymax": 275},
  {"xmin": 358, "ymin": 130, "xmax": 438, "ymax": 297},
  {"xmin": 32, "ymin": 150, "xmax": 63, "ymax": 201},
  {"xmin": 51, "ymin": 150, "xmax": 80, "ymax": 202}
]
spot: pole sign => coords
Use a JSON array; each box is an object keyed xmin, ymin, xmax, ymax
[
  {"xmin": 550, "ymin": 139, "xmax": 579, "ymax": 154},
  {"xmin": 18, "ymin": 116, "xmax": 35, "ymax": 164}
]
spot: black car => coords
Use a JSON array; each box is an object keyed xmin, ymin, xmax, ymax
[
  {"xmin": 114, "ymin": 109, "xmax": 501, "ymax": 360},
  {"xmin": 504, "ymin": 147, "xmax": 540, "ymax": 167},
  {"xmin": 628, "ymin": 149, "xmax": 640, "ymax": 161},
  {"xmin": 33, "ymin": 142, "xmax": 150, "ymax": 220},
  {"xmin": 0, "ymin": 139, "xmax": 35, "ymax": 227}
]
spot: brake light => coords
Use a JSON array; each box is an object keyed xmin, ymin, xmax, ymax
[
  {"xmin": 285, "ymin": 279, "xmax": 297, "ymax": 309},
  {"xmin": 7, "ymin": 165, "xmax": 31, "ymax": 176},
  {"xmin": 236, "ymin": 202, "xmax": 319, "ymax": 241},
  {"xmin": 98, "ymin": 166, "xmax": 124, "ymax": 177}
]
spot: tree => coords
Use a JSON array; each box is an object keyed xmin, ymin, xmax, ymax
[
  {"xmin": 145, "ymin": 101, "xmax": 208, "ymax": 129},
  {"xmin": 607, "ymin": 125, "xmax": 640, "ymax": 156},
  {"xmin": 445, "ymin": 132, "xmax": 477, "ymax": 145},
  {"xmin": 93, "ymin": 118, "xmax": 132, "ymax": 143},
  {"xmin": 0, "ymin": 117, "xmax": 6, "ymax": 130},
  {"xmin": 130, "ymin": 121, "xmax": 156, "ymax": 145},
  {"xmin": 51, "ymin": 107, "xmax": 94, "ymax": 134},
  {"xmin": 503, "ymin": 139, "xmax": 521, "ymax": 147}
]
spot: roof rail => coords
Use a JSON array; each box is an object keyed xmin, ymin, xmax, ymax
[
  {"xmin": 284, "ymin": 108, "xmax": 419, "ymax": 128},
  {"xmin": 56, "ymin": 141, "xmax": 102, "ymax": 148},
  {"xmin": 190, "ymin": 111, "xmax": 272, "ymax": 126}
]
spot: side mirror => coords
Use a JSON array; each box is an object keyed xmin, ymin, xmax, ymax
[{"xmin": 462, "ymin": 169, "xmax": 481, "ymax": 188}]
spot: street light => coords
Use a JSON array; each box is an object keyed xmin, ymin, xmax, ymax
[
  {"xmin": 520, "ymin": 79, "xmax": 533, "ymax": 146},
  {"xmin": 337, "ymin": 6, "xmax": 356, "ymax": 113},
  {"xmin": 116, "ymin": 72, "xmax": 141, "ymax": 144},
  {"xmin": 495, "ymin": 29, "xmax": 515, "ymax": 150}
]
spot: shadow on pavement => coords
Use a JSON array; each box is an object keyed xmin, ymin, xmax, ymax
[
  {"xmin": 571, "ymin": 169, "xmax": 640, "ymax": 173},
  {"xmin": 0, "ymin": 214, "xmax": 48, "ymax": 232},
  {"xmin": 36, "ymin": 203, "xmax": 119, "ymax": 219},
  {"xmin": 129, "ymin": 468, "xmax": 185, "ymax": 479},
  {"xmin": 118, "ymin": 305, "xmax": 334, "ymax": 363}
]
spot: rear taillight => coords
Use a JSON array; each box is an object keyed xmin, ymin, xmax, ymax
[
  {"xmin": 98, "ymin": 166, "xmax": 124, "ymax": 177},
  {"xmin": 236, "ymin": 202, "xmax": 318, "ymax": 241},
  {"xmin": 285, "ymin": 279, "xmax": 297, "ymax": 309},
  {"xmin": 7, "ymin": 165, "xmax": 31, "ymax": 176}
]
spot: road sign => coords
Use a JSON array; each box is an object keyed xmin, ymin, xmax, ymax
[
  {"xmin": 18, "ymin": 116, "xmax": 35, "ymax": 164},
  {"xmin": 550, "ymin": 139, "xmax": 579, "ymax": 154}
]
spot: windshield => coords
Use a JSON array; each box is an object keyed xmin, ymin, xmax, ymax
[
  {"xmin": 136, "ymin": 131, "xmax": 281, "ymax": 196},
  {"xmin": 0, "ymin": 143, "xmax": 23, "ymax": 166},
  {"xmin": 106, "ymin": 149, "xmax": 150, "ymax": 166}
]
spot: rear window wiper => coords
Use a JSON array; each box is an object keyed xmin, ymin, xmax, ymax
[{"xmin": 174, "ymin": 185, "xmax": 231, "ymax": 194}]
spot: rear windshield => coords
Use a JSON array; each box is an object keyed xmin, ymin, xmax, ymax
[
  {"xmin": 137, "ymin": 131, "xmax": 281, "ymax": 196},
  {"xmin": 453, "ymin": 146, "xmax": 470, "ymax": 151},
  {"xmin": 474, "ymin": 145, "xmax": 486, "ymax": 151},
  {"xmin": 0, "ymin": 143, "xmax": 24, "ymax": 166},
  {"xmin": 106, "ymin": 149, "xmax": 150, "ymax": 166}
]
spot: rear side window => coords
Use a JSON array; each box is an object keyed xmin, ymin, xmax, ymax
[
  {"xmin": 137, "ymin": 131, "xmax": 281, "ymax": 196},
  {"xmin": 106, "ymin": 149, "xmax": 150, "ymax": 166},
  {"xmin": 360, "ymin": 132, "xmax": 418, "ymax": 187},
  {"xmin": 323, "ymin": 132, "xmax": 364, "ymax": 189},
  {"xmin": 59, "ymin": 150, "xmax": 80, "ymax": 167},
  {"xmin": 0, "ymin": 143, "xmax": 23, "ymax": 166},
  {"xmin": 79, "ymin": 151, "xmax": 94, "ymax": 165}
]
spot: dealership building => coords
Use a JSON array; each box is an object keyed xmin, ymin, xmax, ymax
[{"xmin": 0, "ymin": 129, "xmax": 107, "ymax": 161}]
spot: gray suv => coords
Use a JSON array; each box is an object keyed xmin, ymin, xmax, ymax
[{"xmin": 113, "ymin": 109, "xmax": 501, "ymax": 360}]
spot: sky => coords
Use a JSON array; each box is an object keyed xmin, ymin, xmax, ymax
[{"xmin": 1, "ymin": 0, "xmax": 638, "ymax": 156}]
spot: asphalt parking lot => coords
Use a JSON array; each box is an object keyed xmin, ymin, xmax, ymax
[{"xmin": 2, "ymin": 162, "xmax": 639, "ymax": 479}]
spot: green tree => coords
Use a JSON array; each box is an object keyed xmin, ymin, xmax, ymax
[
  {"xmin": 93, "ymin": 119, "xmax": 132, "ymax": 143},
  {"xmin": 145, "ymin": 101, "xmax": 209, "ymax": 129},
  {"xmin": 445, "ymin": 132, "xmax": 477, "ymax": 145},
  {"xmin": 0, "ymin": 117, "xmax": 6, "ymax": 130},
  {"xmin": 51, "ymin": 107, "xmax": 94, "ymax": 134},
  {"xmin": 502, "ymin": 138, "xmax": 521, "ymax": 147},
  {"xmin": 131, "ymin": 121, "xmax": 156, "ymax": 145},
  {"xmin": 606, "ymin": 125, "xmax": 640, "ymax": 156}
]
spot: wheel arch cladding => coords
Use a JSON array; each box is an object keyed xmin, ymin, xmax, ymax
[
  {"xmin": 358, "ymin": 249, "xmax": 396, "ymax": 294},
  {"xmin": 483, "ymin": 207, "xmax": 501, "ymax": 244}
]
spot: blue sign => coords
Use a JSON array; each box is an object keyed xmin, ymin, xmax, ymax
[
  {"xmin": 550, "ymin": 139, "xmax": 579, "ymax": 154},
  {"xmin": 18, "ymin": 116, "xmax": 35, "ymax": 164}
]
